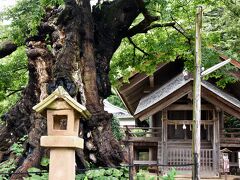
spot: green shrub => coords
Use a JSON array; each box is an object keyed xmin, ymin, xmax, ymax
[
  {"xmin": 76, "ymin": 167, "xmax": 129, "ymax": 180},
  {"xmin": 161, "ymin": 168, "xmax": 176, "ymax": 180},
  {"xmin": 0, "ymin": 159, "xmax": 17, "ymax": 180},
  {"xmin": 135, "ymin": 170, "xmax": 155, "ymax": 180},
  {"xmin": 131, "ymin": 129, "xmax": 146, "ymax": 137},
  {"xmin": 111, "ymin": 116, "xmax": 123, "ymax": 140}
]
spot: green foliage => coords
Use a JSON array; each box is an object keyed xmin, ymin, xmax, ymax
[
  {"xmin": 10, "ymin": 135, "xmax": 28, "ymax": 156},
  {"xmin": 135, "ymin": 170, "xmax": 155, "ymax": 180},
  {"xmin": 110, "ymin": 0, "xmax": 239, "ymax": 88},
  {"xmin": 225, "ymin": 115, "xmax": 240, "ymax": 129},
  {"xmin": 75, "ymin": 167, "xmax": 129, "ymax": 180},
  {"xmin": 0, "ymin": 134, "xmax": 27, "ymax": 179},
  {"xmin": 203, "ymin": 0, "xmax": 240, "ymax": 60},
  {"xmin": 161, "ymin": 168, "xmax": 177, "ymax": 180},
  {"xmin": 0, "ymin": 159, "xmax": 17, "ymax": 180},
  {"xmin": 0, "ymin": 0, "xmax": 64, "ymax": 45},
  {"xmin": 136, "ymin": 168, "xmax": 177, "ymax": 180},
  {"xmin": 131, "ymin": 129, "xmax": 147, "ymax": 137},
  {"xmin": 0, "ymin": 0, "xmax": 44, "ymax": 44},
  {"xmin": 40, "ymin": 0, "xmax": 64, "ymax": 7},
  {"xmin": 107, "ymin": 94, "xmax": 126, "ymax": 109},
  {"xmin": 23, "ymin": 157, "xmax": 49, "ymax": 180},
  {"xmin": 40, "ymin": 157, "xmax": 50, "ymax": 167},
  {"xmin": 23, "ymin": 167, "xmax": 48, "ymax": 180},
  {"xmin": 111, "ymin": 116, "xmax": 123, "ymax": 141},
  {"xmin": 0, "ymin": 46, "xmax": 28, "ymax": 117},
  {"xmin": 21, "ymin": 166, "xmax": 176, "ymax": 180}
]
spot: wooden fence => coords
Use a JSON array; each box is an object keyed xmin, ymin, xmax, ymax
[
  {"xmin": 221, "ymin": 128, "xmax": 240, "ymax": 145},
  {"xmin": 167, "ymin": 148, "xmax": 213, "ymax": 172}
]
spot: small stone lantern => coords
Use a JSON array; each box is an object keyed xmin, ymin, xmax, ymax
[{"xmin": 33, "ymin": 86, "xmax": 91, "ymax": 180}]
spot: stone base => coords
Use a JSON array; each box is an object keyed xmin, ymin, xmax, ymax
[
  {"xmin": 49, "ymin": 148, "xmax": 75, "ymax": 180},
  {"xmin": 40, "ymin": 136, "xmax": 84, "ymax": 148}
]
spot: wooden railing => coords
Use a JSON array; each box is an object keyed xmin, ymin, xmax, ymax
[
  {"xmin": 220, "ymin": 128, "xmax": 240, "ymax": 145},
  {"xmin": 168, "ymin": 148, "xmax": 192, "ymax": 171},
  {"xmin": 122, "ymin": 126, "xmax": 162, "ymax": 138},
  {"xmin": 221, "ymin": 128, "xmax": 240, "ymax": 138},
  {"xmin": 200, "ymin": 149, "xmax": 213, "ymax": 172},
  {"xmin": 167, "ymin": 148, "xmax": 213, "ymax": 171}
]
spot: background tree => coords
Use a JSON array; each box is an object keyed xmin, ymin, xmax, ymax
[{"xmin": 0, "ymin": 0, "xmax": 239, "ymax": 179}]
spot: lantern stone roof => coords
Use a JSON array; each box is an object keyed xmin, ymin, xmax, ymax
[{"xmin": 33, "ymin": 86, "xmax": 91, "ymax": 119}]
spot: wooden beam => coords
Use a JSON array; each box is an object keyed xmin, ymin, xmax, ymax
[
  {"xmin": 230, "ymin": 59, "xmax": 240, "ymax": 69},
  {"xmin": 220, "ymin": 55, "xmax": 240, "ymax": 69},
  {"xmin": 129, "ymin": 142, "xmax": 134, "ymax": 180},
  {"xmin": 125, "ymin": 86, "xmax": 145, "ymax": 104},
  {"xmin": 127, "ymin": 137, "xmax": 159, "ymax": 143},
  {"xmin": 133, "ymin": 160, "xmax": 157, "ymax": 165},
  {"xmin": 162, "ymin": 109, "xmax": 168, "ymax": 174},
  {"xmin": 215, "ymin": 111, "xmax": 220, "ymax": 176},
  {"xmin": 149, "ymin": 75, "xmax": 154, "ymax": 88},
  {"xmin": 220, "ymin": 143, "xmax": 240, "ymax": 148},
  {"xmin": 121, "ymin": 80, "xmax": 146, "ymax": 97},
  {"xmin": 117, "ymin": 92, "xmax": 135, "ymax": 115},
  {"xmin": 201, "ymin": 59, "xmax": 231, "ymax": 77},
  {"xmin": 202, "ymin": 88, "xmax": 240, "ymax": 119},
  {"xmin": 115, "ymin": 88, "xmax": 130, "ymax": 110},
  {"xmin": 122, "ymin": 141, "xmax": 158, "ymax": 147},
  {"xmin": 119, "ymin": 63, "xmax": 166, "ymax": 94},
  {"xmin": 166, "ymin": 104, "xmax": 214, "ymax": 111},
  {"xmin": 119, "ymin": 73, "xmax": 148, "ymax": 93},
  {"xmin": 167, "ymin": 120, "xmax": 214, "ymax": 125}
]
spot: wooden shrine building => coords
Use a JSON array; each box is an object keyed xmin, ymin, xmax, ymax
[{"xmin": 117, "ymin": 60, "xmax": 240, "ymax": 177}]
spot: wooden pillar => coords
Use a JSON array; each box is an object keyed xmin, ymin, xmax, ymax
[
  {"xmin": 149, "ymin": 115, "xmax": 153, "ymax": 137},
  {"xmin": 213, "ymin": 110, "xmax": 217, "ymax": 174},
  {"xmin": 219, "ymin": 110, "xmax": 224, "ymax": 138},
  {"xmin": 216, "ymin": 111, "xmax": 220, "ymax": 176},
  {"xmin": 192, "ymin": 6, "xmax": 203, "ymax": 180},
  {"xmin": 149, "ymin": 116, "xmax": 154, "ymax": 161},
  {"xmin": 162, "ymin": 109, "xmax": 168, "ymax": 174},
  {"xmin": 213, "ymin": 110, "xmax": 220, "ymax": 176},
  {"xmin": 129, "ymin": 142, "xmax": 134, "ymax": 180}
]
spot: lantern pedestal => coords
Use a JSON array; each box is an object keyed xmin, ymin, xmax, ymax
[
  {"xmin": 41, "ymin": 136, "xmax": 84, "ymax": 180},
  {"xmin": 49, "ymin": 148, "xmax": 75, "ymax": 180}
]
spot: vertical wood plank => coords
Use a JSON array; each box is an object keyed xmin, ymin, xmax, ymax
[{"xmin": 129, "ymin": 142, "xmax": 134, "ymax": 180}]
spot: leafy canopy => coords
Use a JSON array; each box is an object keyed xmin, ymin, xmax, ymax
[
  {"xmin": 0, "ymin": 0, "xmax": 64, "ymax": 45},
  {"xmin": 0, "ymin": 46, "xmax": 28, "ymax": 116},
  {"xmin": 110, "ymin": 0, "xmax": 239, "ymax": 87}
]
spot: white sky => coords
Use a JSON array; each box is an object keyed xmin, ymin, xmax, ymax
[{"xmin": 0, "ymin": 0, "xmax": 16, "ymax": 12}]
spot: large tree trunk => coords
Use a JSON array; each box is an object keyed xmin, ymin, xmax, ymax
[{"xmin": 0, "ymin": 0, "xmax": 141, "ymax": 179}]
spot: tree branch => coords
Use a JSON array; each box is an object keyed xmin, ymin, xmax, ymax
[
  {"xmin": 170, "ymin": 15, "xmax": 193, "ymax": 45},
  {"xmin": 6, "ymin": 88, "xmax": 24, "ymax": 97},
  {"xmin": 127, "ymin": 37, "xmax": 149, "ymax": 56},
  {"xmin": 123, "ymin": 0, "xmax": 163, "ymax": 37},
  {"xmin": 126, "ymin": 22, "xmax": 175, "ymax": 37},
  {"xmin": 172, "ymin": 25, "xmax": 191, "ymax": 41},
  {"xmin": 0, "ymin": 41, "xmax": 18, "ymax": 59},
  {"xmin": 144, "ymin": 22, "xmax": 176, "ymax": 32}
]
